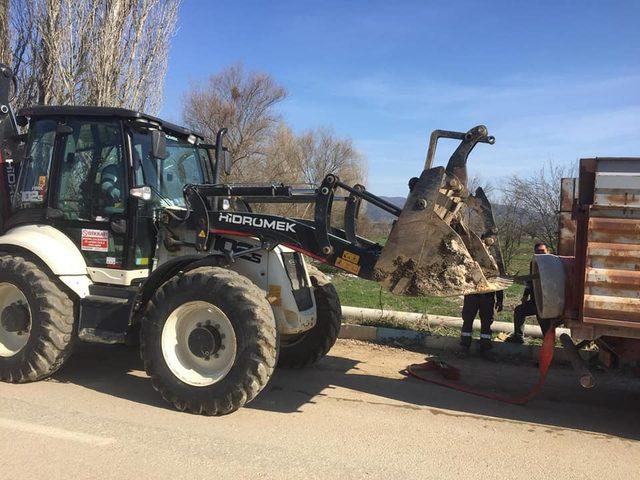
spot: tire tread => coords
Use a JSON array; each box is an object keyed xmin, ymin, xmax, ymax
[
  {"xmin": 140, "ymin": 267, "xmax": 277, "ymax": 416},
  {"xmin": 0, "ymin": 255, "xmax": 75, "ymax": 383},
  {"xmin": 278, "ymin": 268, "xmax": 342, "ymax": 369}
]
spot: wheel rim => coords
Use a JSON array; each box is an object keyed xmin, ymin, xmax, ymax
[
  {"xmin": 161, "ymin": 301, "xmax": 237, "ymax": 387},
  {"xmin": 0, "ymin": 282, "xmax": 31, "ymax": 358}
]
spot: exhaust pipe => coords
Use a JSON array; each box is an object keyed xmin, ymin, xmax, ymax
[{"xmin": 559, "ymin": 333, "xmax": 595, "ymax": 389}]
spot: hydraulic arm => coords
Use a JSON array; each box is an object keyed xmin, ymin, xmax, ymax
[{"xmin": 180, "ymin": 125, "xmax": 509, "ymax": 297}]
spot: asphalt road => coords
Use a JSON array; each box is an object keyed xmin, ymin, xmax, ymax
[{"xmin": 1, "ymin": 339, "xmax": 639, "ymax": 479}]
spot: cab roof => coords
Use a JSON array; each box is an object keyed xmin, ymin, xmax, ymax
[{"xmin": 17, "ymin": 105, "xmax": 204, "ymax": 141}]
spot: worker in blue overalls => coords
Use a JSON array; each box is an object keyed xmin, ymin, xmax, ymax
[{"xmin": 460, "ymin": 289, "xmax": 504, "ymax": 352}]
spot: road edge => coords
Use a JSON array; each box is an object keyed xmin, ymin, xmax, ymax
[{"xmin": 339, "ymin": 323, "xmax": 577, "ymax": 364}]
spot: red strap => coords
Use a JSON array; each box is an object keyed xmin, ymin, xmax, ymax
[{"xmin": 403, "ymin": 327, "xmax": 556, "ymax": 405}]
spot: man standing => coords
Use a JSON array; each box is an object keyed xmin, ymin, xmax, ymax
[
  {"xmin": 460, "ymin": 289, "xmax": 504, "ymax": 352},
  {"xmin": 505, "ymin": 242, "xmax": 550, "ymax": 344}
]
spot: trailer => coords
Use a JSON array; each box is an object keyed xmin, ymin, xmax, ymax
[{"xmin": 534, "ymin": 157, "xmax": 640, "ymax": 371}]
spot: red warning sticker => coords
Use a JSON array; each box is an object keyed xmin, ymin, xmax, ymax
[{"xmin": 81, "ymin": 229, "xmax": 109, "ymax": 252}]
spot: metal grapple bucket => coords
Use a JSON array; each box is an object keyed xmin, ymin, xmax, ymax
[{"xmin": 373, "ymin": 126, "xmax": 510, "ymax": 297}]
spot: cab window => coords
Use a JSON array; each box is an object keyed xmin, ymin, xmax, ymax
[
  {"xmin": 14, "ymin": 119, "xmax": 57, "ymax": 209},
  {"xmin": 130, "ymin": 130, "xmax": 206, "ymax": 207},
  {"xmin": 54, "ymin": 120, "xmax": 125, "ymax": 220}
]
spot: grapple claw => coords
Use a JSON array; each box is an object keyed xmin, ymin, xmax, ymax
[{"xmin": 373, "ymin": 126, "xmax": 510, "ymax": 297}]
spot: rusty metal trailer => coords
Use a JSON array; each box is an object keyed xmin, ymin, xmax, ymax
[{"xmin": 536, "ymin": 157, "xmax": 640, "ymax": 368}]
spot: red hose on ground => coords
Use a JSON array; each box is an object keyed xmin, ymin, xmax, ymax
[{"xmin": 402, "ymin": 327, "xmax": 556, "ymax": 405}]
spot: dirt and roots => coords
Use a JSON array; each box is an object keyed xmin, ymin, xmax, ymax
[{"xmin": 377, "ymin": 238, "xmax": 496, "ymax": 297}]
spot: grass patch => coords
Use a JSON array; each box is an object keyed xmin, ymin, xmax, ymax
[
  {"xmin": 332, "ymin": 274, "xmax": 460, "ymax": 316},
  {"xmin": 332, "ymin": 274, "xmax": 528, "ymax": 323},
  {"xmin": 325, "ymin": 238, "xmax": 543, "ymax": 336}
]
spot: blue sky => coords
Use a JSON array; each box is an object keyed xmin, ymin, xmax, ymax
[{"xmin": 161, "ymin": 0, "xmax": 640, "ymax": 196}]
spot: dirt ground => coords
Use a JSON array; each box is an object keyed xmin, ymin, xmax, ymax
[{"xmin": 1, "ymin": 339, "xmax": 639, "ymax": 479}]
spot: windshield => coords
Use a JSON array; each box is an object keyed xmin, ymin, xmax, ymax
[
  {"xmin": 130, "ymin": 130, "xmax": 209, "ymax": 207},
  {"xmin": 14, "ymin": 119, "xmax": 57, "ymax": 209}
]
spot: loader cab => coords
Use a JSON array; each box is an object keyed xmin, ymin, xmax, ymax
[{"xmin": 6, "ymin": 106, "xmax": 210, "ymax": 282}]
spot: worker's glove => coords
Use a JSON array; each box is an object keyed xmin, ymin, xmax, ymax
[{"xmin": 496, "ymin": 301, "xmax": 504, "ymax": 312}]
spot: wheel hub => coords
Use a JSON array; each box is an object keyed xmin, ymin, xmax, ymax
[
  {"xmin": 1, "ymin": 302, "xmax": 30, "ymax": 334},
  {"xmin": 161, "ymin": 301, "xmax": 237, "ymax": 387},
  {"xmin": 188, "ymin": 323, "xmax": 224, "ymax": 360},
  {"xmin": 0, "ymin": 282, "xmax": 31, "ymax": 357}
]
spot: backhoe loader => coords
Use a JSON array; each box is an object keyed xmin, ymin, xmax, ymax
[{"xmin": 0, "ymin": 64, "xmax": 506, "ymax": 415}]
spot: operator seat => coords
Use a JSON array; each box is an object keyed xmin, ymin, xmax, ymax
[{"xmin": 99, "ymin": 162, "xmax": 124, "ymax": 214}]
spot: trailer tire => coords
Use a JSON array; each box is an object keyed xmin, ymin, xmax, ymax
[
  {"xmin": 0, "ymin": 254, "xmax": 75, "ymax": 383},
  {"xmin": 140, "ymin": 267, "xmax": 277, "ymax": 415},
  {"xmin": 278, "ymin": 266, "xmax": 342, "ymax": 368},
  {"xmin": 532, "ymin": 254, "xmax": 566, "ymax": 319}
]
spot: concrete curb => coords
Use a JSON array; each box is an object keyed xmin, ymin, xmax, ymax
[
  {"xmin": 341, "ymin": 305, "xmax": 571, "ymax": 339},
  {"xmin": 339, "ymin": 323, "xmax": 578, "ymax": 364}
]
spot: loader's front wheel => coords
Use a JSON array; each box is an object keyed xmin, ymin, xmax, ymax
[
  {"xmin": 0, "ymin": 255, "xmax": 75, "ymax": 383},
  {"xmin": 140, "ymin": 267, "xmax": 277, "ymax": 415},
  {"xmin": 278, "ymin": 266, "xmax": 342, "ymax": 368}
]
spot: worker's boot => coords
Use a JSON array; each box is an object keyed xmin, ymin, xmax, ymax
[
  {"xmin": 504, "ymin": 333, "xmax": 524, "ymax": 344},
  {"xmin": 460, "ymin": 332, "xmax": 472, "ymax": 350},
  {"xmin": 478, "ymin": 334, "xmax": 493, "ymax": 352}
]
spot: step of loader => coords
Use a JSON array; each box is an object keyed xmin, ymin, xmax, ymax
[{"xmin": 77, "ymin": 293, "xmax": 136, "ymax": 344}]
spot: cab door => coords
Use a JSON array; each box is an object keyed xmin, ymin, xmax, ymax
[
  {"xmin": 50, "ymin": 118, "xmax": 131, "ymax": 273},
  {"xmin": 128, "ymin": 128, "xmax": 211, "ymax": 268}
]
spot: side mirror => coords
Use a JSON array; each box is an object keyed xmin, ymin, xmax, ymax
[
  {"xmin": 222, "ymin": 148, "xmax": 231, "ymax": 175},
  {"xmin": 130, "ymin": 186, "xmax": 152, "ymax": 201},
  {"xmin": 151, "ymin": 130, "xmax": 168, "ymax": 160}
]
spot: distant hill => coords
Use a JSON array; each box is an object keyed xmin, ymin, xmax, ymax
[
  {"xmin": 363, "ymin": 196, "xmax": 406, "ymax": 223},
  {"xmin": 362, "ymin": 196, "xmax": 509, "ymax": 223}
]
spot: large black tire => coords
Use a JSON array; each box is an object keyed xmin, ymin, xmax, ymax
[
  {"xmin": 0, "ymin": 254, "xmax": 75, "ymax": 383},
  {"xmin": 140, "ymin": 267, "xmax": 277, "ymax": 415},
  {"xmin": 278, "ymin": 265, "xmax": 342, "ymax": 368}
]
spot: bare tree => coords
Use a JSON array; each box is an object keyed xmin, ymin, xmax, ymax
[
  {"xmin": 182, "ymin": 63, "xmax": 287, "ymax": 182},
  {"xmin": 493, "ymin": 200, "xmax": 526, "ymax": 271},
  {"xmin": 257, "ymin": 124, "xmax": 367, "ymax": 219},
  {"xmin": 85, "ymin": 0, "xmax": 179, "ymax": 112},
  {"xmin": 261, "ymin": 122, "xmax": 306, "ymax": 183},
  {"xmin": 6, "ymin": 0, "xmax": 179, "ymax": 112},
  {"xmin": 0, "ymin": 0, "xmax": 9, "ymax": 64},
  {"xmin": 182, "ymin": 64, "xmax": 368, "ymax": 221},
  {"xmin": 8, "ymin": 2, "xmax": 37, "ymax": 105},
  {"xmin": 467, "ymin": 175, "xmax": 495, "ymax": 200},
  {"xmin": 296, "ymin": 127, "xmax": 366, "ymax": 187},
  {"xmin": 501, "ymin": 161, "xmax": 574, "ymax": 253}
]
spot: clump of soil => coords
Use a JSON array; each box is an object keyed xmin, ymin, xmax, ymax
[{"xmin": 377, "ymin": 238, "xmax": 493, "ymax": 297}]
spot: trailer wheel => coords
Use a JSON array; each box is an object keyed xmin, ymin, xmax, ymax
[
  {"xmin": 532, "ymin": 254, "xmax": 566, "ymax": 319},
  {"xmin": 140, "ymin": 267, "xmax": 277, "ymax": 415},
  {"xmin": 0, "ymin": 255, "xmax": 75, "ymax": 383},
  {"xmin": 278, "ymin": 266, "xmax": 342, "ymax": 368}
]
